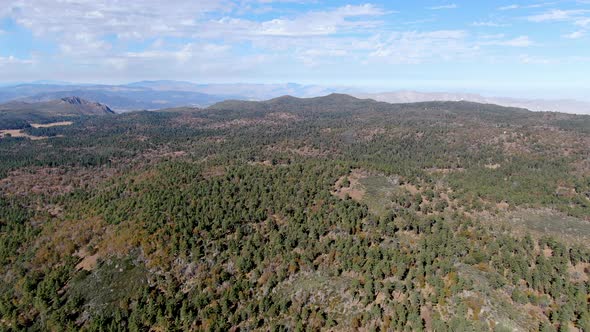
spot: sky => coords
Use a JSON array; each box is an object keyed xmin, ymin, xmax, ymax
[{"xmin": 0, "ymin": 0, "xmax": 589, "ymax": 99}]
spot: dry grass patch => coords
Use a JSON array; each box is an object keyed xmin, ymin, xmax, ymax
[
  {"xmin": 75, "ymin": 247, "xmax": 100, "ymax": 271},
  {"xmin": 207, "ymin": 118, "xmax": 275, "ymax": 129},
  {"xmin": 169, "ymin": 114, "xmax": 209, "ymax": 128},
  {"xmin": 269, "ymin": 143, "xmax": 327, "ymax": 157},
  {"xmin": 266, "ymin": 112, "xmax": 300, "ymax": 121},
  {"xmin": 0, "ymin": 129, "xmax": 48, "ymax": 140},
  {"xmin": 247, "ymin": 160, "xmax": 274, "ymax": 167},
  {"xmin": 0, "ymin": 121, "xmax": 73, "ymax": 139},
  {"xmin": 332, "ymin": 169, "xmax": 367, "ymax": 202},
  {"xmin": 202, "ymin": 165, "xmax": 226, "ymax": 178},
  {"xmin": 290, "ymin": 146, "xmax": 325, "ymax": 157},
  {"xmin": 400, "ymin": 183, "xmax": 420, "ymax": 195},
  {"xmin": 356, "ymin": 127, "xmax": 386, "ymax": 141},
  {"xmin": 425, "ymin": 167, "xmax": 465, "ymax": 174},
  {"xmin": 0, "ymin": 166, "xmax": 120, "ymax": 196},
  {"xmin": 569, "ymin": 263, "xmax": 590, "ymax": 283},
  {"xmin": 162, "ymin": 151, "xmax": 187, "ymax": 158},
  {"xmin": 477, "ymin": 208, "xmax": 590, "ymax": 248},
  {"xmin": 31, "ymin": 121, "xmax": 73, "ymax": 128},
  {"xmin": 33, "ymin": 216, "xmax": 108, "ymax": 269}
]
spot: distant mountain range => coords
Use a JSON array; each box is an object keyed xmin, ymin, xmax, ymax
[
  {"xmin": 0, "ymin": 81, "xmax": 343, "ymax": 112},
  {"xmin": 354, "ymin": 91, "xmax": 590, "ymax": 115},
  {"xmin": 126, "ymin": 80, "xmax": 349, "ymax": 98},
  {"xmin": 0, "ymin": 81, "xmax": 588, "ymax": 114},
  {"xmin": 0, "ymin": 83, "xmax": 236, "ymax": 111}
]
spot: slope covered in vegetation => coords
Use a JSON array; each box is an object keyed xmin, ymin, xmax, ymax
[
  {"xmin": 0, "ymin": 97, "xmax": 114, "ymax": 130},
  {"xmin": 0, "ymin": 95, "xmax": 589, "ymax": 331}
]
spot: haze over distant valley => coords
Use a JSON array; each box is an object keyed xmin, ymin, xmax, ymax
[{"xmin": 1, "ymin": 81, "xmax": 589, "ymax": 115}]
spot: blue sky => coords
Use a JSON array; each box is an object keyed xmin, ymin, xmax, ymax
[{"xmin": 1, "ymin": 0, "xmax": 589, "ymax": 99}]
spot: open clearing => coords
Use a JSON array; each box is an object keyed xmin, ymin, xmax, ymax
[
  {"xmin": 0, "ymin": 121, "xmax": 72, "ymax": 139},
  {"xmin": 31, "ymin": 121, "xmax": 73, "ymax": 128},
  {"xmin": 479, "ymin": 208, "xmax": 590, "ymax": 247},
  {"xmin": 0, "ymin": 129, "xmax": 47, "ymax": 140},
  {"xmin": 333, "ymin": 169, "xmax": 400, "ymax": 216},
  {"xmin": 508, "ymin": 209, "xmax": 590, "ymax": 245}
]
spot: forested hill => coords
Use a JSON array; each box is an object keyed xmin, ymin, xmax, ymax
[
  {"xmin": 207, "ymin": 93, "xmax": 586, "ymax": 131},
  {"xmin": 208, "ymin": 93, "xmax": 520, "ymax": 115},
  {"xmin": 208, "ymin": 93, "xmax": 374, "ymax": 112},
  {"xmin": 0, "ymin": 97, "xmax": 114, "ymax": 129},
  {"xmin": 0, "ymin": 93, "xmax": 589, "ymax": 331}
]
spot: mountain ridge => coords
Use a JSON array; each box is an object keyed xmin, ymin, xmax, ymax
[
  {"xmin": 355, "ymin": 90, "xmax": 590, "ymax": 115},
  {"xmin": 1, "ymin": 81, "xmax": 589, "ymax": 114},
  {"xmin": 0, "ymin": 96, "xmax": 114, "ymax": 129}
]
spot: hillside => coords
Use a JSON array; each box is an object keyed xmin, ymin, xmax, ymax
[
  {"xmin": 0, "ymin": 97, "xmax": 114, "ymax": 129},
  {"xmin": 0, "ymin": 94, "xmax": 589, "ymax": 331},
  {"xmin": 208, "ymin": 94, "xmax": 544, "ymax": 126},
  {"xmin": 355, "ymin": 91, "xmax": 590, "ymax": 115}
]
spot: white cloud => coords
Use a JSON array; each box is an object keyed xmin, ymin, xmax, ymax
[
  {"xmin": 526, "ymin": 8, "xmax": 590, "ymax": 39},
  {"xmin": 519, "ymin": 54, "xmax": 552, "ymax": 64},
  {"xmin": 479, "ymin": 33, "xmax": 506, "ymax": 39},
  {"xmin": 84, "ymin": 11, "xmax": 105, "ymax": 19},
  {"xmin": 504, "ymin": 36, "xmax": 534, "ymax": 47},
  {"xmin": 123, "ymin": 43, "xmax": 231, "ymax": 64},
  {"xmin": 336, "ymin": 4, "xmax": 386, "ymax": 16},
  {"xmin": 253, "ymin": 4, "xmax": 386, "ymax": 37},
  {"xmin": 59, "ymin": 33, "xmax": 112, "ymax": 56},
  {"xmin": 527, "ymin": 9, "xmax": 590, "ymax": 22},
  {"xmin": 368, "ymin": 30, "xmax": 475, "ymax": 64},
  {"xmin": 499, "ymin": 4, "xmax": 519, "ymax": 10},
  {"xmin": 251, "ymin": 0, "xmax": 317, "ymax": 3},
  {"xmin": 499, "ymin": 2, "xmax": 557, "ymax": 10},
  {"xmin": 1, "ymin": 0, "xmax": 585, "ymax": 83},
  {"xmin": 5, "ymin": 0, "xmax": 232, "ymax": 39},
  {"xmin": 297, "ymin": 48, "xmax": 348, "ymax": 67},
  {"xmin": 472, "ymin": 21, "xmax": 509, "ymax": 27},
  {"xmin": 428, "ymin": 4, "xmax": 458, "ymax": 10},
  {"xmin": 5, "ymin": 1, "xmax": 386, "ymax": 40},
  {"xmin": 481, "ymin": 35, "xmax": 534, "ymax": 47},
  {"xmin": 80, "ymin": 42, "xmax": 262, "ymax": 81},
  {"xmin": 0, "ymin": 56, "xmax": 35, "ymax": 66},
  {"xmin": 3, "ymin": 0, "xmax": 391, "ymax": 76},
  {"xmin": 182, "ymin": 4, "xmax": 387, "ymax": 40},
  {"xmin": 563, "ymin": 30, "xmax": 586, "ymax": 39}
]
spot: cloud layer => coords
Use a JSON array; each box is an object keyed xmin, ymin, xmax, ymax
[{"xmin": 0, "ymin": 0, "xmax": 589, "ymax": 93}]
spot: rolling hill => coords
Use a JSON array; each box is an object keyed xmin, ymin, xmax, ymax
[
  {"xmin": 355, "ymin": 91, "xmax": 590, "ymax": 115},
  {"xmin": 2, "ymin": 82, "xmax": 589, "ymax": 115},
  {"xmin": 0, "ymin": 97, "xmax": 114, "ymax": 129}
]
